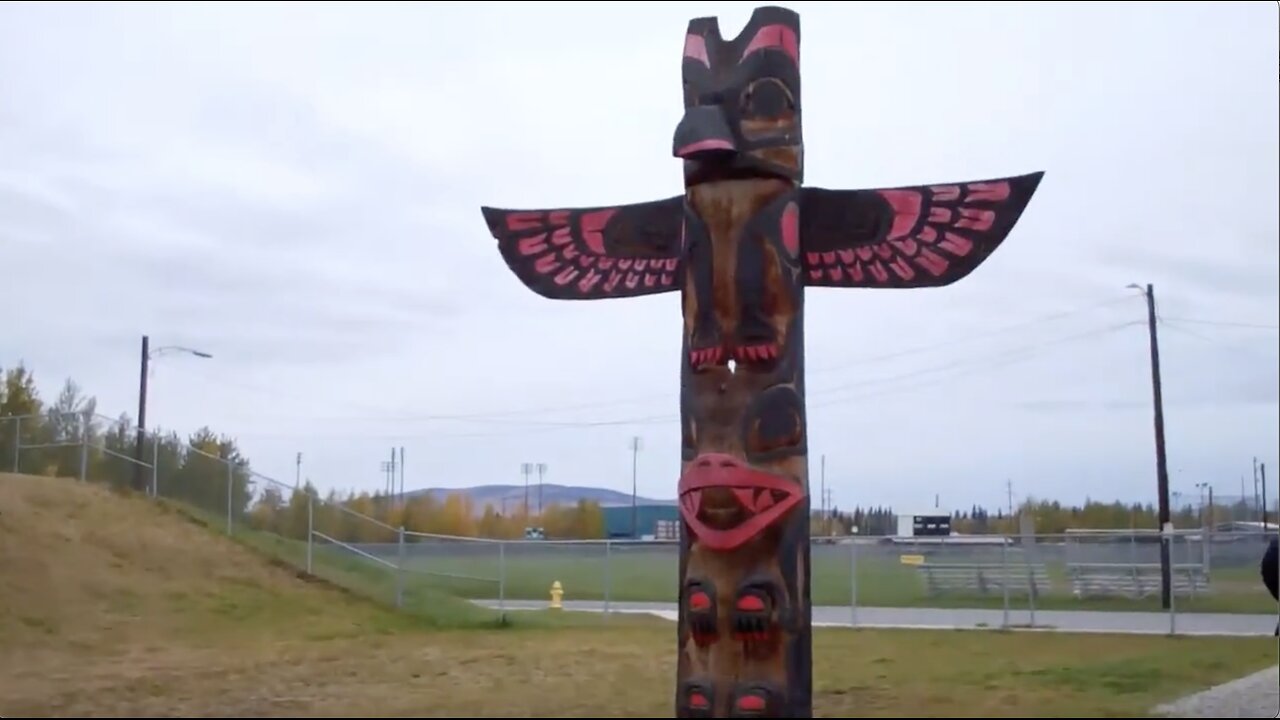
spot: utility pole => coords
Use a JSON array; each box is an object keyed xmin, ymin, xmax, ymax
[
  {"xmin": 629, "ymin": 436, "xmax": 642, "ymax": 538},
  {"xmin": 536, "ymin": 462, "xmax": 547, "ymax": 515},
  {"xmin": 1133, "ymin": 282, "xmax": 1172, "ymax": 610},
  {"xmin": 295, "ymin": 452, "xmax": 302, "ymax": 489},
  {"xmin": 380, "ymin": 460, "xmax": 393, "ymax": 496},
  {"xmin": 820, "ymin": 454, "xmax": 826, "ymax": 536},
  {"xmin": 399, "ymin": 446, "xmax": 405, "ymax": 503},
  {"xmin": 1006, "ymin": 478, "xmax": 1014, "ymax": 518},
  {"xmin": 823, "ymin": 488, "xmax": 833, "ymax": 536},
  {"xmin": 521, "ymin": 462, "xmax": 533, "ymax": 520},
  {"xmin": 131, "ymin": 335, "xmax": 212, "ymax": 493},
  {"xmin": 133, "ymin": 335, "xmax": 150, "ymax": 493},
  {"xmin": 390, "ymin": 448, "xmax": 398, "ymax": 497},
  {"xmin": 1262, "ymin": 463, "xmax": 1269, "ymax": 529},
  {"xmin": 1253, "ymin": 457, "xmax": 1260, "ymax": 521},
  {"xmin": 1194, "ymin": 482, "xmax": 1208, "ymax": 528}
]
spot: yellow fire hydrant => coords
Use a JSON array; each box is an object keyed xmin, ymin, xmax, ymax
[{"xmin": 549, "ymin": 580, "xmax": 564, "ymax": 610}]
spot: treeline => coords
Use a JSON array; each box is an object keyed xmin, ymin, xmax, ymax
[
  {"xmin": 817, "ymin": 497, "xmax": 1259, "ymax": 537},
  {"xmin": 5, "ymin": 360, "xmax": 1260, "ymax": 545},
  {"xmin": 247, "ymin": 484, "xmax": 607, "ymax": 543},
  {"xmin": 1, "ymin": 361, "xmax": 609, "ymax": 542},
  {"xmin": 0, "ymin": 362, "xmax": 256, "ymax": 516}
]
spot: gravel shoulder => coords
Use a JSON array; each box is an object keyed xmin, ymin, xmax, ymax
[{"xmin": 1151, "ymin": 664, "xmax": 1279, "ymax": 718}]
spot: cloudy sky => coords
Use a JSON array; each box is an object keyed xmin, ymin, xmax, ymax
[{"xmin": 1, "ymin": 1, "xmax": 1276, "ymax": 514}]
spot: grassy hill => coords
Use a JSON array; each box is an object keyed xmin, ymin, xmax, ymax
[{"xmin": 0, "ymin": 472, "xmax": 655, "ymax": 716}]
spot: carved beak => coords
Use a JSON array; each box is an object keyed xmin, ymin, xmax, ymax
[
  {"xmin": 677, "ymin": 453, "xmax": 803, "ymax": 551},
  {"xmin": 673, "ymin": 106, "xmax": 738, "ymax": 159}
]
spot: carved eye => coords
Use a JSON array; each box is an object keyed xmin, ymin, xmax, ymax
[
  {"xmin": 748, "ymin": 409, "xmax": 802, "ymax": 456},
  {"xmin": 744, "ymin": 386, "xmax": 804, "ymax": 459},
  {"xmin": 740, "ymin": 78, "xmax": 795, "ymax": 120}
]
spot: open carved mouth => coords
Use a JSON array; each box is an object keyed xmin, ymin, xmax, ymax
[
  {"xmin": 683, "ymin": 158, "xmax": 796, "ymax": 188},
  {"xmin": 678, "ymin": 452, "xmax": 804, "ymax": 551}
]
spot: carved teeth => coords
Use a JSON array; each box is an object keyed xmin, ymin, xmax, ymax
[
  {"xmin": 690, "ymin": 346, "xmax": 728, "ymax": 368},
  {"xmin": 733, "ymin": 343, "xmax": 779, "ymax": 363},
  {"xmin": 754, "ymin": 488, "xmax": 776, "ymax": 512}
]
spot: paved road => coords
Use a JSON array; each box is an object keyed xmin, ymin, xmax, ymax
[{"xmin": 473, "ymin": 599, "xmax": 1280, "ymax": 636}]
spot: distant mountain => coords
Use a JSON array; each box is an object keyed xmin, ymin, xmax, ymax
[{"xmin": 405, "ymin": 483, "xmax": 675, "ymax": 513}]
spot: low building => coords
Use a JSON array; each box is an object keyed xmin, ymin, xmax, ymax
[{"xmin": 601, "ymin": 503, "xmax": 680, "ymax": 539}]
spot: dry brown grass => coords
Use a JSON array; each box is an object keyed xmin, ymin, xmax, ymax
[{"xmin": 1, "ymin": 473, "xmax": 1275, "ymax": 718}]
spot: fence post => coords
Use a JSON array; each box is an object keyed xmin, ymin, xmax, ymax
[
  {"xmin": 603, "ymin": 540, "xmax": 612, "ymax": 617},
  {"xmin": 1168, "ymin": 532, "xmax": 1177, "ymax": 635},
  {"xmin": 1203, "ymin": 521, "xmax": 1212, "ymax": 574},
  {"xmin": 849, "ymin": 539, "xmax": 859, "ymax": 627},
  {"xmin": 12, "ymin": 416, "xmax": 20, "ymax": 472},
  {"xmin": 1000, "ymin": 537, "xmax": 1010, "ymax": 629},
  {"xmin": 396, "ymin": 526, "xmax": 405, "ymax": 610},
  {"xmin": 306, "ymin": 492, "xmax": 314, "ymax": 574},
  {"xmin": 151, "ymin": 436, "xmax": 159, "ymax": 498},
  {"xmin": 78, "ymin": 411, "xmax": 89, "ymax": 482},
  {"xmin": 225, "ymin": 461, "xmax": 233, "ymax": 535},
  {"xmin": 498, "ymin": 541, "xmax": 506, "ymax": 616}
]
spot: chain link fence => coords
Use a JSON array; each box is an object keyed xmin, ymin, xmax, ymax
[{"xmin": 2, "ymin": 411, "xmax": 1276, "ymax": 632}]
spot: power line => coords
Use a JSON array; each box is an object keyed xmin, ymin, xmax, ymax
[
  {"xmin": 438, "ymin": 320, "xmax": 1142, "ymax": 438},
  {"xmin": 809, "ymin": 294, "xmax": 1134, "ymax": 374},
  {"xmin": 1159, "ymin": 316, "xmax": 1279, "ymax": 331},
  {"xmin": 172, "ymin": 317, "xmax": 1143, "ymax": 440},
  {"xmin": 1158, "ymin": 318, "xmax": 1279, "ymax": 364},
  {"xmin": 813, "ymin": 321, "xmax": 1141, "ymax": 400},
  {"xmin": 165, "ymin": 292, "xmax": 1140, "ymax": 425}
]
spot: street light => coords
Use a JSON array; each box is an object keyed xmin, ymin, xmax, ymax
[
  {"xmin": 133, "ymin": 334, "xmax": 212, "ymax": 491},
  {"xmin": 152, "ymin": 346, "xmax": 213, "ymax": 359}
]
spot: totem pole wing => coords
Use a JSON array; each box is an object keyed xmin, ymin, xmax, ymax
[
  {"xmin": 799, "ymin": 171, "xmax": 1044, "ymax": 288},
  {"xmin": 481, "ymin": 196, "xmax": 686, "ymax": 300}
]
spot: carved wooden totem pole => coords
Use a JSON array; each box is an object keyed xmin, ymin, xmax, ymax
[{"xmin": 481, "ymin": 6, "xmax": 1043, "ymax": 717}]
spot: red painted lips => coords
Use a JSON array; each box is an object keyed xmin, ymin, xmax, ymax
[{"xmin": 678, "ymin": 452, "xmax": 804, "ymax": 551}]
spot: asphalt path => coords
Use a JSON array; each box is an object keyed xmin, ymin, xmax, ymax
[
  {"xmin": 472, "ymin": 599, "xmax": 1280, "ymax": 636},
  {"xmin": 1150, "ymin": 665, "xmax": 1280, "ymax": 717}
]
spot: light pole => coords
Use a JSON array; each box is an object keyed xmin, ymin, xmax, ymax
[
  {"xmin": 1195, "ymin": 482, "xmax": 1209, "ymax": 528},
  {"xmin": 629, "ymin": 436, "xmax": 642, "ymax": 538},
  {"xmin": 521, "ymin": 462, "xmax": 533, "ymax": 521},
  {"xmin": 536, "ymin": 462, "xmax": 547, "ymax": 516},
  {"xmin": 134, "ymin": 335, "xmax": 213, "ymax": 492},
  {"xmin": 1126, "ymin": 283, "xmax": 1171, "ymax": 610}
]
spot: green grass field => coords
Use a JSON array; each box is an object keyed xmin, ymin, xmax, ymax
[
  {"xmin": 369, "ymin": 541, "xmax": 1277, "ymax": 615},
  {"xmin": 145, "ymin": 475, "xmax": 1278, "ymax": 616},
  {"xmin": 219, "ymin": 521, "xmax": 1279, "ymax": 615}
]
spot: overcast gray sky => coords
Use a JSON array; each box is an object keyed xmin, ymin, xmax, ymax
[{"xmin": 1, "ymin": 1, "xmax": 1276, "ymax": 513}]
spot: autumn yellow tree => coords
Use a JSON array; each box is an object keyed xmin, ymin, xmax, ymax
[
  {"xmin": 400, "ymin": 494, "xmax": 439, "ymax": 535},
  {"xmin": 477, "ymin": 503, "xmax": 504, "ymax": 538},
  {"xmin": 439, "ymin": 492, "xmax": 477, "ymax": 537}
]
